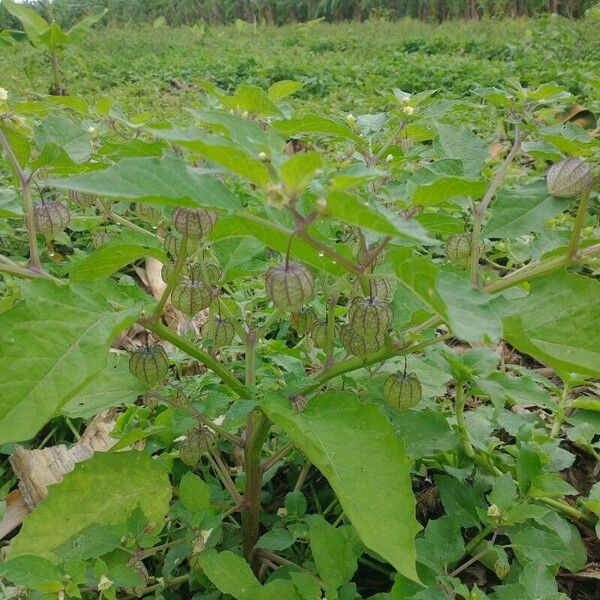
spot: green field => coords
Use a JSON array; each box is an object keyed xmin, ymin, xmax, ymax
[{"xmin": 3, "ymin": 17, "xmax": 599, "ymax": 118}]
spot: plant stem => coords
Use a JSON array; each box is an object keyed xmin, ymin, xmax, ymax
[
  {"xmin": 153, "ymin": 235, "xmax": 188, "ymax": 321},
  {"xmin": 470, "ymin": 122, "xmax": 521, "ymax": 286},
  {"xmin": 0, "ymin": 127, "xmax": 41, "ymax": 272},
  {"xmin": 371, "ymin": 121, "xmax": 406, "ymax": 165},
  {"xmin": 262, "ymin": 442, "xmax": 294, "ymax": 472},
  {"xmin": 293, "ymin": 460, "xmax": 312, "ymax": 493},
  {"xmin": 324, "ymin": 282, "xmax": 341, "ymax": 368},
  {"xmin": 454, "ymin": 382, "xmax": 475, "ymax": 458},
  {"xmin": 207, "ymin": 448, "xmax": 243, "ymax": 504},
  {"xmin": 100, "ymin": 201, "xmax": 154, "ymax": 236},
  {"xmin": 0, "ymin": 255, "xmax": 62, "ymax": 282},
  {"xmin": 146, "ymin": 321, "xmax": 250, "ymax": 399},
  {"xmin": 538, "ymin": 497, "xmax": 595, "ymax": 526},
  {"xmin": 241, "ymin": 410, "xmax": 270, "ymax": 570},
  {"xmin": 566, "ymin": 185, "xmax": 592, "ymax": 260}
]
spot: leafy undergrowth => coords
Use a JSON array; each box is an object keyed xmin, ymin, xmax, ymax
[{"xmin": 1, "ymin": 10, "xmax": 600, "ymax": 600}]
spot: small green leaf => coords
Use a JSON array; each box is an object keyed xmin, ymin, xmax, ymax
[
  {"xmin": 412, "ymin": 176, "xmax": 487, "ymax": 207},
  {"xmin": 198, "ymin": 549, "xmax": 261, "ymax": 600},
  {"xmin": 434, "ymin": 475, "xmax": 485, "ymax": 529},
  {"xmin": 274, "ymin": 114, "xmax": 361, "ymax": 143},
  {"xmin": 279, "ymin": 152, "xmax": 321, "ymax": 197},
  {"xmin": 268, "ymin": 80, "xmax": 303, "ymax": 101},
  {"xmin": 255, "ymin": 528, "xmax": 295, "ymax": 551},
  {"xmin": 0, "ymin": 555, "xmax": 62, "ymax": 592},
  {"xmin": 179, "ymin": 472, "xmax": 211, "ymax": 512},
  {"xmin": 435, "ymin": 123, "xmax": 487, "ymax": 177}
]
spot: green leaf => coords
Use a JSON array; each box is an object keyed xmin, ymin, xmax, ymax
[
  {"xmin": 0, "ymin": 280, "xmax": 149, "ymax": 444},
  {"xmin": 0, "ymin": 186, "xmax": 22, "ymax": 217},
  {"xmin": 488, "ymin": 473, "xmax": 518, "ymax": 514},
  {"xmin": 37, "ymin": 22, "xmax": 70, "ymax": 50},
  {"xmin": 482, "ymin": 182, "xmax": 564, "ymax": 239},
  {"xmin": 33, "ymin": 116, "xmax": 91, "ymax": 164},
  {"xmin": 0, "ymin": 555, "xmax": 62, "ymax": 592},
  {"xmin": 309, "ymin": 516, "xmax": 360, "ymax": 591},
  {"xmin": 519, "ymin": 561, "xmax": 558, "ymax": 598},
  {"xmin": 10, "ymin": 451, "xmax": 171, "ymax": 562},
  {"xmin": 261, "ymin": 392, "xmax": 421, "ymax": 582},
  {"xmin": 51, "ymin": 155, "xmax": 242, "ymax": 210},
  {"xmin": 412, "ymin": 176, "xmax": 487, "ymax": 207},
  {"xmin": 268, "ymin": 80, "xmax": 303, "ymax": 101},
  {"xmin": 69, "ymin": 230, "xmax": 167, "ymax": 282},
  {"xmin": 417, "ymin": 516, "xmax": 465, "ymax": 572},
  {"xmin": 179, "ymin": 472, "xmax": 210, "ymax": 512},
  {"xmin": 221, "ymin": 84, "xmax": 283, "ymax": 117},
  {"xmin": 259, "ymin": 580, "xmax": 304, "ymax": 600},
  {"xmin": 198, "ymin": 549, "xmax": 261, "ymax": 600},
  {"xmin": 506, "ymin": 523, "xmax": 575, "ymax": 569},
  {"xmin": 67, "ymin": 8, "xmax": 107, "ymax": 42},
  {"xmin": 61, "ymin": 352, "xmax": 145, "ymax": 419},
  {"xmin": 2, "ymin": 0, "xmax": 49, "ymax": 43},
  {"xmin": 256, "ymin": 528, "xmax": 295, "ymax": 551},
  {"xmin": 503, "ymin": 271, "xmax": 600, "ymax": 377},
  {"xmin": 274, "ymin": 114, "xmax": 361, "ymax": 143},
  {"xmin": 434, "ymin": 124, "xmax": 487, "ymax": 177},
  {"xmin": 279, "ymin": 152, "xmax": 321, "ymax": 197},
  {"xmin": 211, "ymin": 236, "xmax": 266, "ymax": 279},
  {"xmin": 434, "ymin": 475, "xmax": 485, "ymax": 529},
  {"xmin": 149, "ymin": 128, "xmax": 271, "ymax": 185}
]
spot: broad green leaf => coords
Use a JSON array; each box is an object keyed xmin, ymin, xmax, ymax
[
  {"xmin": 211, "ymin": 236, "xmax": 266, "ymax": 279},
  {"xmin": 61, "ymin": 353, "xmax": 145, "ymax": 419},
  {"xmin": 268, "ymin": 80, "xmax": 303, "ymax": 101},
  {"xmin": 434, "ymin": 475, "xmax": 485, "ymax": 529},
  {"xmin": 482, "ymin": 182, "xmax": 564, "ymax": 239},
  {"xmin": 519, "ymin": 561, "xmax": 558, "ymax": 598},
  {"xmin": 279, "ymin": 152, "xmax": 321, "ymax": 197},
  {"xmin": 259, "ymin": 580, "xmax": 304, "ymax": 600},
  {"xmin": 51, "ymin": 155, "xmax": 241, "ymax": 210},
  {"xmin": 416, "ymin": 213, "xmax": 464, "ymax": 235},
  {"xmin": 261, "ymin": 392, "xmax": 421, "ymax": 582},
  {"xmin": 67, "ymin": 8, "xmax": 107, "ymax": 42},
  {"xmin": 417, "ymin": 516, "xmax": 465, "ymax": 572},
  {"xmin": 198, "ymin": 549, "xmax": 261, "ymax": 600},
  {"xmin": 435, "ymin": 124, "xmax": 487, "ymax": 177},
  {"xmin": 37, "ymin": 22, "xmax": 70, "ymax": 50},
  {"xmin": 309, "ymin": 517, "xmax": 360, "ymax": 591},
  {"xmin": 2, "ymin": 0, "xmax": 49, "ymax": 43},
  {"xmin": 506, "ymin": 523, "xmax": 577, "ymax": 569},
  {"xmin": 488, "ymin": 474, "xmax": 518, "ymax": 514},
  {"xmin": 412, "ymin": 176, "xmax": 487, "ymax": 207},
  {"xmin": 69, "ymin": 230, "xmax": 167, "ymax": 282},
  {"xmin": 256, "ymin": 528, "xmax": 295, "ymax": 551},
  {"xmin": 0, "ymin": 280, "xmax": 148, "ymax": 443},
  {"xmin": 503, "ymin": 271, "xmax": 600, "ymax": 377},
  {"xmin": 10, "ymin": 451, "xmax": 171, "ymax": 562},
  {"xmin": 274, "ymin": 114, "xmax": 361, "ymax": 143},
  {"xmin": 179, "ymin": 472, "xmax": 210, "ymax": 512},
  {"xmin": 0, "ymin": 186, "xmax": 22, "ymax": 217},
  {"xmin": 0, "ymin": 555, "xmax": 62, "ymax": 592},
  {"xmin": 149, "ymin": 127, "xmax": 271, "ymax": 185},
  {"xmin": 221, "ymin": 83, "xmax": 282, "ymax": 117},
  {"xmin": 33, "ymin": 116, "xmax": 91, "ymax": 164}
]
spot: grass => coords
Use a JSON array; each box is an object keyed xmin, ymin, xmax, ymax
[{"xmin": 2, "ymin": 16, "xmax": 599, "ymax": 120}]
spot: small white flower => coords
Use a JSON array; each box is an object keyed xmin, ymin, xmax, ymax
[
  {"xmin": 385, "ymin": 153, "xmax": 394, "ymax": 163},
  {"xmin": 402, "ymin": 105, "xmax": 414, "ymax": 115},
  {"xmin": 0, "ymin": 87, "xmax": 8, "ymax": 101},
  {"xmin": 258, "ymin": 151, "xmax": 268, "ymax": 161},
  {"xmin": 97, "ymin": 575, "xmax": 112, "ymax": 591},
  {"xmin": 87, "ymin": 125, "xmax": 96, "ymax": 134},
  {"xmin": 346, "ymin": 113, "xmax": 356, "ymax": 123}
]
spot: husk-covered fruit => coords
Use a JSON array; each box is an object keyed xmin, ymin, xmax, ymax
[
  {"xmin": 92, "ymin": 230, "xmax": 110, "ymax": 248},
  {"xmin": 356, "ymin": 242, "xmax": 386, "ymax": 266},
  {"xmin": 69, "ymin": 190, "xmax": 98, "ymax": 208},
  {"xmin": 352, "ymin": 277, "xmax": 390, "ymax": 300},
  {"xmin": 205, "ymin": 316, "xmax": 235, "ymax": 348},
  {"xmin": 135, "ymin": 202, "xmax": 161, "ymax": 224},
  {"xmin": 445, "ymin": 234, "xmax": 484, "ymax": 267},
  {"xmin": 291, "ymin": 307, "xmax": 318, "ymax": 335},
  {"xmin": 265, "ymin": 261, "xmax": 315, "ymax": 312},
  {"xmin": 33, "ymin": 200, "xmax": 70, "ymax": 239},
  {"xmin": 172, "ymin": 207, "xmax": 217, "ymax": 239},
  {"xmin": 347, "ymin": 296, "xmax": 392, "ymax": 338},
  {"xmin": 179, "ymin": 427, "xmax": 214, "ymax": 466},
  {"xmin": 125, "ymin": 561, "xmax": 149, "ymax": 597},
  {"xmin": 340, "ymin": 324, "xmax": 383, "ymax": 357},
  {"xmin": 171, "ymin": 279, "xmax": 216, "ymax": 316},
  {"xmin": 383, "ymin": 371, "xmax": 422, "ymax": 411},
  {"xmin": 309, "ymin": 319, "xmax": 328, "ymax": 349},
  {"xmin": 161, "ymin": 261, "xmax": 221, "ymax": 286},
  {"xmin": 129, "ymin": 345, "xmax": 170, "ymax": 387},
  {"xmin": 546, "ymin": 157, "xmax": 591, "ymax": 198}
]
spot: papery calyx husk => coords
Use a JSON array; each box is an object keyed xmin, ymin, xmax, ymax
[
  {"xmin": 265, "ymin": 261, "xmax": 315, "ymax": 312},
  {"xmin": 291, "ymin": 307, "xmax": 318, "ymax": 335},
  {"xmin": 445, "ymin": 234, "xmax": 484, "ymax": 267},
  {"xmin": 352, "ymin": 277, "xmax": 390, "ymax": 300},
  {"xmin": 135, "ymin": 202, "xmax": 161, "ymax": 224},
  {"xmin": 546, "ymin": 157, "xmax": 591, "ymax": 198},
  {"xmin": 161, "ymin": 261, "xmax": 221, "ymax": 286},
  {"xmin": 347, "ymin": 296, "xmax": 392, "ymax": 339},
  {"xmin": 205, "ymin": 316, "xmax": 235, "ymax": 348},
  {"xmin": 340, "ymin": 324, "xmax": 384, "ymax": 357},
  {"xmin": 383, "ymin": 371, "xmax": 422, "ymax": 411},
  {"xmin": 33, "ymin": 200, "xmax": 70, "ymax": 239},
  {"xmin": 129, "ymin": 345, "xmax": 170, "ymax": 387},
  {"xmin": 179, "ymin": 427, "xmax": 214, "ymax": 466},
  {"xmin": 69, "ymin": 190, "xmax": 98, "ymax": 208},
  {"xmin": 172, "ymin": 207, "xmax": 218, "ymax": 239},
  {"xmin": 309, "ymin": 319, "xmax": 329, "ymax": 349},
  {"xmin": 171, "ymin": 278, "xmax": 217, "ymax": 317}
]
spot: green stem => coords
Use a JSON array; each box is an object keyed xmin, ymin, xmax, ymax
[
  {"xmin": 293, "ymin": 461, "xmax": 312, "ymax": 493},
  {"xmin": 101, "ymin": 201, "xmax": 155, "ymax": 237},
  {"xmin": 241, "ymin": 411, "xmax": 270, "ymax": 570},
  {"xmin": 261, "ymin": 442, "xmax": 294, "ymax": 472},
  {"xmin": 245, "ymin": 333, "xmax": 257, "ymax": 387},
  {"xmin": 455, "ymin": 382, "xmax": 475, "ymax": 458},
  {"xmin": 324, "ymin": 284, "xmax": 341, "ymax": 369},
  {"xmin": 208, "ymin": 448, "xmax": 243, "ymax": 504},
  {"xmin": 566, "ymin": 186, "xmax": 591, "ymax": 260},
  {"xmin": 146, "ymin": 321, "xmax": 250, "ymax": 399},
  {"xmin": 550, "ymin": 384, "xmax": 570, "ymax": 439},
  {"xmin": 470, "ymin": 122, "xmax": 521, "ymax": 286},
  {"xmin": 153, "ymin": 235, "xmax": 188, "ymax": 321},
  {"xmin": 537, "ymin": 497, "xmax": 595, "ymax": 526}
]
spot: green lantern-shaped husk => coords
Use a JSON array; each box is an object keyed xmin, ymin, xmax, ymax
[
  {"xmin": 356, "ymin": 242, "xmax": 386, "ymax": 266},
  {"xmin": 546, "ymin": 157, "xmax": 591, "ymax": 198},
  {"xmin": 205, "ymin": 316, "xmax": 235, "ymax": 348},
  {"xmin": 33, "ymin": 200, "xmax": 70, "ymax": 239},
  {"xmin": 172, "ymin": 207, "xmax": 218, "ymax": 239},
  {"xmin": 92, "ymin": 230, "xmax": 110, "ymax": 248},
  {"xmin": 125, "ymin": 561, "xmax": 149, "ymax": 597},
  {"xmin": 352, "ymin": 277, "xmax": 390, "ymax": 300},
  {"xmin": 291, "ymin": 307, "xmax": 318, "ymax": 335},
  {"xmin": 135, "ymin": 202, "xmax": 161, "ymax": 224},
  {"xmin": 179, "ymin": 427, "xmax": 215, "ymax": 467},
  {"xmin": 445, "ymin": 234, "xmax": 484, "ymax": 267},
  {"xmin": 383, "ymin": 371, "xmax": 422, "ymax": 411},
  {"xmin": 163, "ymin": 232, "xmax": 182, "ymax": 258},
  {"xmin": 309, "ymin": 319, "xmax": 329, "ymax": 349},
  {"xmin": 340, "ymin": 324, "xmax": 384, "ymax": 357},
  {"xmin": 69, "ymin": 190, "xmax": 98, "ymax": 209},
  {"xmin": 129, "ymin": 345, "xmax": 170, "ymax": 387},
  {"xmin": 265, "ymin": 261, "xmax": 315, "ymax": 312},
  {"xmin": 171, "ymin": 278, "xmax": 216, "ymax": 316},
  {"xmin": 347, "ymin": 296, "xmax": 392, "ymax": 339},
  {"xmin": 189, "ymin": 262, "xmax": 222, "ymax": 285}
]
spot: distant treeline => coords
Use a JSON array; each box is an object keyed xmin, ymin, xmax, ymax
[{"xmin": 2, "ymin": 0, "xmax": 597, "ymax": 29}]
